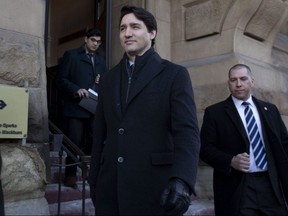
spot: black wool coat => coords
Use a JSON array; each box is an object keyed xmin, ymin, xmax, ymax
[
  {"xmin": 200, "ymin": 96, "xmax": 288, "ymax": 215},
  {"xmin": 89, "ymin": 48, "xmax": 200, "ymax": 215},
  {"xmin": 56, "ymin": 45, "xmax": 107, "ymax": 118}
]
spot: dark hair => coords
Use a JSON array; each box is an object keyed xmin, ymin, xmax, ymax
[
  {"xmin": 228, "ymin": 64, "xmax": 252, "ymax": 78},
  {"xmin": 119, "ymin": 5, "xmax": 157, "ymax": 46},
  {"xmin": 85, "ymin": 27, "xmax": 102, "ymax": 38}
]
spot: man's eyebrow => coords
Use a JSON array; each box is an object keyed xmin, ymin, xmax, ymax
[{"xmin": 120, "ymin": 22, "xmax": 141, "ymax": 27}]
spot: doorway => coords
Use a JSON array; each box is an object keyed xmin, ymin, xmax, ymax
[{"xmin": 46, "ymin": 0, "xmax": 107, "ymax": 128}]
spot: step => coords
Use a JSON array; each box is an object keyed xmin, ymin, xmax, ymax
[
  {"xmin": 45, "ymin": 182, "xmax": 91, "ymax": 204},
  {"xmin": 185, "ymin": 199, "xmax": 215, "ymax": 215},
  {"xmin": 49, "ymin": 166, "xmax": 84, "ymax": 184},
  {"xmin": 49, "ymin": 198, "xmax": 95, "ymax": 216}
]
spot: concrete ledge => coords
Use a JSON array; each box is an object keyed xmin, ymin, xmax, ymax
[
  {"xmin": 5, "ymin": 197, "xmax": 50, "ymax": 216},
  {"xmin": 185, "ymin": 199, "xmax": 215, "ymax": 216},
  {"xmin": 49, "ymin": 198, "xmax": 94, "ymax": 216}
]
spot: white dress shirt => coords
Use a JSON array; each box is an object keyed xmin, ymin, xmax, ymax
[{"xmin": 232, "ymin": 95, "xmax": 267, "ymax": 172}]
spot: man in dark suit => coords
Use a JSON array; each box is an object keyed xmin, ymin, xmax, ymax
[
  {"xmin": 56, "ymin": 28, "xmax": 107, "ymax": 188},
  {"xmin": 88, "ymin": 5, "xmax": 200, "ymax": 216},
  {"xmin": 200, "ymin": 64, "xmax": 288, "ymax": 215}
]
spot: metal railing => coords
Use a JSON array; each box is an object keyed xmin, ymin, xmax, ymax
[{"xmin": 48, "ymin": 120, "xmax": 91, "ymax": 216}]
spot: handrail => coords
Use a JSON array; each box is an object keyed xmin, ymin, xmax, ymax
[
  {"xmin": 48, "ymin": 120, "xmax": 85, "ymax": 158},
  {"xmin": 48, "ymin": 120, "xmax": 91, "ymax": 216}
]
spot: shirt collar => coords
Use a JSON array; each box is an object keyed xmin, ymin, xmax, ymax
[{"xmin": 231, "ymin": 95, "xmax": 254, "ymax": 109}]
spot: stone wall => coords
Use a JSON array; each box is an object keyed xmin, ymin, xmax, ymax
[
  {"xmin": 170, "ymin": 0, "xmax": 288, "ymax": 125},
  {"xmin": 0, "ymin": 0, "xmax": 50, "ymax": 215},
  {"xmin": 0, "ymin": 144, "xmax": 49, "ymax": 215}
]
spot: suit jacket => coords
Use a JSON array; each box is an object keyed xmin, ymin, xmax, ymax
[
  {"xmin": 88, "ymin": 48, "xmax": 200, "ymax": 215},
  {"xmin": 56, "ymin": 45, "xmax": 107, "ymax": 118},
  {"xmin": 200, "ymin": 95, "xmax": 288, "ymax": 215}
]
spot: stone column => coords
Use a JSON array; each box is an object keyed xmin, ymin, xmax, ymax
[
  {"xmin": 0, "ymin": 145, "xmax": 49, "ymax": 215},
  {"xmin": 0, "ymin": 0, "xmax": 50, "ymax": 215}
]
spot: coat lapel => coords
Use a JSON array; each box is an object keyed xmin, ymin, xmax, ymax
[
  {"xmin": 224, "ymin": 96, "xmax": 250, "ymax": 149},
  {"xmin": 78, "ymin": 47, "xmax": 95, "ymax": 74},
  {"xmin": 126, "ymin": 52, "xmax": 165, "ymax": 105},
  {"xmin": 253, "ymin": 97, "xmax": 273, "ymax": 132}
]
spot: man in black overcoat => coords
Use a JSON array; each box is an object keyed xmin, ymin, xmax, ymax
[
  {"xmin": 200, "ymin": 64, "xmax": 288, "ymax": 215},
  {"xmin": 57, "ymin": 28, "xmax": 107, "ymax": 188},
  {"xmin": 88, "ymin": 5, "xmax": 200, "ymax": 216}
]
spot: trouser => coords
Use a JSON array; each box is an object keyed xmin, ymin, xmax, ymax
[
  {"xmin": 64, "ymin": 117, "xmax": 94, "ymax": 177},
  {"xmin": 239, "ymin": 172, "xmax": 288, "ymax": 216}
]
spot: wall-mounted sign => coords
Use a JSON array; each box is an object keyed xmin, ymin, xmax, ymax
[{"xmin": 0, "ymin": 85, "xmax": 29, "ymax": 139}]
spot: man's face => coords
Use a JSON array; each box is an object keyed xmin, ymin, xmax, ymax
[
  {"xmin": 85, "ymin": 36, "xmax": 101, "ymax": 53},
  {"xmin": 228, "ymin": 67, "xmax": 254, "ymax": 101},
  {"xmin": 119, "ymin": 13, "xmax": 156, "ymax": 60}
]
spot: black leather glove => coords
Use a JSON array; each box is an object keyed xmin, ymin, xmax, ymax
[{"xmin": 160, "ymin": 178, "xmax": 191, "ymax": 215}]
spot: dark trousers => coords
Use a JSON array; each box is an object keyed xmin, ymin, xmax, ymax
[
  {"xmin": 239, "ymin": 172, "xmax": 288, "ymax": 216},
  {"xmin": 64, "ymin": 117, "xmax": 94, "ymax": 177}
]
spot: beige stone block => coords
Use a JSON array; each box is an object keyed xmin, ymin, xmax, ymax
[
  {"xmin": 195, "ymin": 161, "xmax": 214, "ymax": 199},
  {"xmin": 0, "ymin": 144, "xmax": 47, "ymax": 202},
  {"xmin": 5, "ymin": 197, "xmax": 49, "ymax": 216},
  {"xmin": 171, "ymin": 0, "xmax": 192, "ymax": 13},
  {"xmin": 222, "ymin": 0, "xmax": 262, "ymax": 31},
  {"xmin": 27, "ymin": 88, "xmax": 49, "ymax": 143},
  {"xmin": 171, "ymin": 9, "xmax": 184, "ymax": 43},
  {"xmin": 245, "ymin": 0, "xmax": 286, "ymax": 41},
  {"xmin": 0, "ymin": 0, "xmax": 45, "ymax": 37},
  {"xmin": 154, "ymin": 0, "xmax": 171, "ymax": 22},
  {"xmin": 172, "ymin": 28, "xmax": 235, "ymax": 63},
  {"xmin": 184, "ymin": 0, "xmax": 233, "ymax": 40},
  {"xmin": 155, "ymin": 20, "xmax": 171, "ymax": 60},
  {"xmin": 0, "ymin": 30, "xmax": 43, "ymax": 88}
]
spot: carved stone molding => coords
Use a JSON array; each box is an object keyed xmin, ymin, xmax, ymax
[
  {"xmin": 244, "ymin": 0, "xmax": 286, "ymax": 41},
  {"xmin": 184, "ymin": 0, "xmax": 234, "ymax": 40}
]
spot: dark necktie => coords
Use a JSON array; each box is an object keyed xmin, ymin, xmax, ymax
[
  {"xmin": 88, "ymin": 53, "xmax": 94, "ymax": 66},
  {"xmin": 242, "ymin": 102, "xmax": 268, "ymax": 169},
  {"xmin": 128, "ymin": 63, "xmax": 134, "ymax": 77}
]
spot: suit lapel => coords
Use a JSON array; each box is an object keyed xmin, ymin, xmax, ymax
[{"xmin": 224, "ymin": 96, "xmax": 250, "ymax": 149}]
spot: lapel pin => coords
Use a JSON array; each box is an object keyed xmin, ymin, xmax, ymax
[{"xmin": 264, "ymin": 107, "xmax": 268, "ymax": 111}]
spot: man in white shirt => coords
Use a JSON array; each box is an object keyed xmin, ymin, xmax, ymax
[{"xmin": 200, "ymin": 64, "xmax": 288, "ymax": 215}]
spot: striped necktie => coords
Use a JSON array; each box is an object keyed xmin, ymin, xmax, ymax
[{"xmin": 242, "ymin": 102, "xmax": 268, "ymax": 170}]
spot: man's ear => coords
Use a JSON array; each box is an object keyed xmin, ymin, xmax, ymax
[{"xmin": 150, "ymin": 30, "xmax": 157, "ymax": 40}]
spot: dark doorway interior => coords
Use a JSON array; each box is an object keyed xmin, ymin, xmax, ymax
[{"xmin": 46, "ymin": 0, "xmax": 107, "ymax": 129}]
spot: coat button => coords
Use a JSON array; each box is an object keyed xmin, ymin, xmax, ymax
[
  {"xmin": 118, "ymin": 128, "xmax": 124, "ymax": 135},
  {"xmin": 118, "ymin": 157, "xmax": 124, "ymax": 163}
]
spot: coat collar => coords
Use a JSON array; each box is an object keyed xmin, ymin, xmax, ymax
[
  {"xmin": 112, "ymin": 48, "xmax": 165, "ymax": 119},
  {"xmin": 122, "ymin": 48, "xmax": 165, "ymax": 105},
  {"xmin": 77, "ymin": 45, "xmax": 101, "ymax": 68}
]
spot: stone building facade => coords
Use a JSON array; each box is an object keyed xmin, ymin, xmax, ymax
[{"xmin": 0, "ymin": 0, "xmax": 288, "ymax": 215}]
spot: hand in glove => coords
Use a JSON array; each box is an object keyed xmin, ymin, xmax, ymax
[{"xmin": 160, "ymin": 178, "xmax": 191, "ymax": 215}]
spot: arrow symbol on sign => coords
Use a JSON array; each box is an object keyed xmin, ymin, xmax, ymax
[{"xmin": 0, "ymin": 100, "xmax": 7, "ymax": 109}]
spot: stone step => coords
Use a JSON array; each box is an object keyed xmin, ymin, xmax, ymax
[
  {"xmin": 185, "ymin": 199, "xmax": 215, "ymax": 215},
  {"xmin": 49, "ymin": 166, "xmax": 83, "ymax": 184},
  {"xmin": 45, "ymin": 182, "xmax": 90, "ymax": 204},
  {"xmin": 47, "ymin": 149, "xmax": 214, "ymax": 216},
  {"xmin": 49, "ymin": 198, "xmax": 95, "ymax": 216}
]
